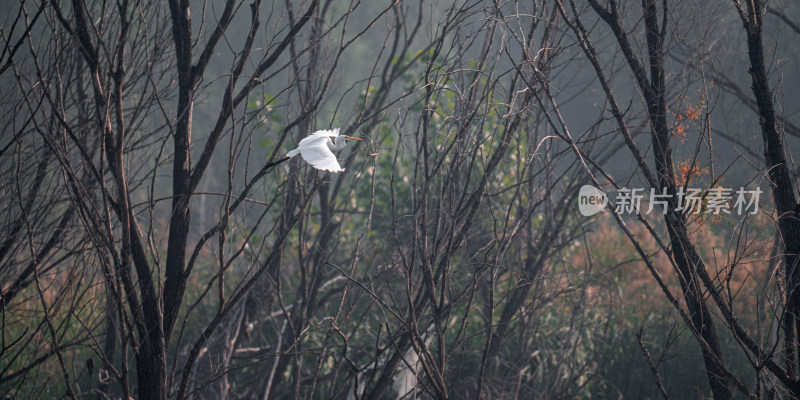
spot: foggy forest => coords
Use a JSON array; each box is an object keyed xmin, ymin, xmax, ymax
[{"xmin": 1, "ymin": 0, "xmax": 800, "ymax": 398}]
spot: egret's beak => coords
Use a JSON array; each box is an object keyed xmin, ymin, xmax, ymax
[{"xmin": 345, "ymin": 136, "xmax": 363, "ymax": 141}]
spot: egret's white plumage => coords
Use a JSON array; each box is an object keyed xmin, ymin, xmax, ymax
[{"xmin": 287, "ymin": 128, "xmax": 362, "ymax": 172}]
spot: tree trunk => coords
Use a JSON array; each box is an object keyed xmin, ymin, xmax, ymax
[{"xmin": 738, "ymin": 0, "xmax": 800, "ymax": 381}]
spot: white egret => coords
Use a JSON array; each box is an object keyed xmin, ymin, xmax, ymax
[{"xmin": 286, "ymin": 128, "xmax": 362, "ymax": 172}]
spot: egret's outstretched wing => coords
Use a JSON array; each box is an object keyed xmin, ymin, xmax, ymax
[
  {"xmin": 287, "ymin": 129, "xmax": 337, "ymax": 157},
  {"xmin": 286, "ymin": 128, "xmax": 344, "ymax": 172},
  {"xmin": 297, "ymin": 128, "xmax": 338, "ymax": 147},
  {"xmin": 297, "ymin": 136, "xmax": 344, "ymax": 172}
]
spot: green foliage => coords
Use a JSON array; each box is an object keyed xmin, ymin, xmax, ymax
[{"xmin": 247, "ymin": 92, "xmax": 284, "ymax": 148}]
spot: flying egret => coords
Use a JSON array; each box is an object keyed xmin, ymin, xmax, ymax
[{"xmin": 286, "ymin": 128, "xmax": 362, "ymax": 172}]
